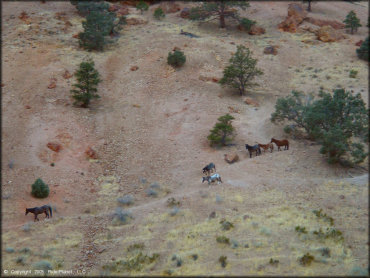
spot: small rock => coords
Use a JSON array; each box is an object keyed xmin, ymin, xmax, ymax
[
  {"xmin": 179, "ymin": 7, "xmax": 190, "ymax": 19},
  {"xmin": 47, "ymin": 142, "xmax": 62, "ymax": 152},
  {"xmin": 355, "ymin": 40, "xmax": 363, "ymax": 47},
  {"xmin": 85, "ymin": 147, "xmax": 97, "ymax": 159},
  {"xmin": 317, "ymin": 26, "xmax": 346, "ymax": 42},
  {"xmin": 173, "ymin": 46, "xmax": 181, "ymax": 51},
  {"xmin": 117, "ymin": 7, "xmax": 129, "ymax": 16},
  {"xmin": 339, "ymin": 195, "xmax": 345, "ymax": 199},
  {"xmin": 25, "ymin": 105, "xmax": 31, "ymax": 109},
  {"xmin": 209, "ymin": 211, "xmax": 216, "ymax": 218},
  {"xmin": 248, "ymin": 25, "xmax": 265, "ymax": 35},
  {"xmin": 18, "ymin": 11, "xmax": 29, "ymax": 22},
  {"xmin": 130, "ymin": 65, "xmax": 139, "ymax": 71},
  {"xmin": 48, "ymin": 79, "xmax": 57, "ymax": 89},
  {"xmin": 125, "ymin": 15, "xmax": 148, "ymax": 25},
  {"xmin": 72, "ymin": 33, "xmax": 79, "ymax": 39},
  {"xmin": 224, "ymin": 153, "xmax": 239, "ymax": 164},
  {"xmin": 263, "ymin": 45, "xmax": 278, "ymax": 55},
  {"xmin": 63, "ymin": 70, "xmax": 72, "ymax": 79}
]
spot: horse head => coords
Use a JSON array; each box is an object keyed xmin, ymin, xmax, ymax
[
  {"xmin": 25, "ymin": 209, "xmax": 29, "ymax": 215},
  {"xmin": 202, "ymin": 176, "xmax": 210, "ymax": 183}
]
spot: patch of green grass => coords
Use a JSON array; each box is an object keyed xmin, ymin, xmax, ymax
[
  {"xmin": 298, "ymin": 253, "xmax": 314, "ymax": 266},
  {"xmin": 127, "ymin": 243, "xmax": 145, "ymax": 252},
  {"xmin": 313, "ymin": 228, "xmax": 343, "ymax": 241},
  {"xmin": 102, "ymin": 252, "xmax": 159, "ymax": 272},
  {"xmin": 312, "ymin": 209, "xmax": 334, "ymax": 226},
  {"xmin": 269, "ymin": 258, "xmax": 279, "ymax": 266},
  {"xmin": 349, "ymin": 69, "xmax": 358, "ymax": 78},
  {"xmin": 216, "ymin": 235, "xmax": 230, "ymax": 245}
]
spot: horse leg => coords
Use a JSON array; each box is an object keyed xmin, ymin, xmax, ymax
[{"xmin": 45, "ymin": 211, "xmax": 49, "ymax": 218}]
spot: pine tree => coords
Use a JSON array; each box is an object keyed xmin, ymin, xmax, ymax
[
  {"xmin": 219, "ymin": 45, "xmax": 263, "ymax": 96},
  {"xmin": 31, "ymin": 178, "xmax": 49, "ymax": 198},
  {"xmin": 207, "ymin": 114, "xmax": 235, "ymax": 147},
  {"xmin": 343, "ymin": 10, "xmax": 361, "ymax": 34},
  {"xmin": 70, "ymin": 59, "xmax": 101, "ymax": 108},
  {"xmin": 189, "ymin": 1, "xmax": 249, "ymax": 28}
]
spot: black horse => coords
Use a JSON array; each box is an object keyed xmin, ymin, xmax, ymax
[
  {"xmin": 25, "ymin": 205, "xmax": 52, "ymax": 221},
  {"xmin": 202, "ymin": 163, "xmax": 216, "ymax": 175},
  {"xmin": 245, "ymin": 144, "xmax": 261, "ymax": 158}
]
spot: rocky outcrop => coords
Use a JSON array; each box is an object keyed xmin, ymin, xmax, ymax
[
  {"xmin": 278, "ymin": 3, "xmax": 307, "ymax": 33},
  {"xmin": 248, "ymin": 25, "xmax": 265, "ymax": 35},
  {"xmin": 85, "ymin": 147, "xmax": 97, "ymax": 159},
  {"xmin": 125, "ymin": 15, "xmax": 148, "ymax": 25},
  {"xmin": 316, "ymin": 26, "xmax": 346, "ymax": 42},
  {"xmin": 305, "ymin": 17, "xmax": 345, "ymax": 30}
]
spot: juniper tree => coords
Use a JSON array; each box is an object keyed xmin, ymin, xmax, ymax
[
  {"xmin": 189, "ymin": 1, "xmax": 250, "ymax": 28},
  {"xmin": 207, "ymin": 114, "xmax": 235, "ymax": 147},
  {"xmin": 70, "ymin": 59, "xmax": 101, "ymax": 108},
  {"xmin": 31, "ymin": 178, "xmax": 49, "ymax": 198},
  {"xmin": 136, "ymin": 0, "xmax": 149, "ymax": 14},
  {"xmin": 167, "ymin": 50, "xmax": 186, "ymax": 67},
  {"xmin": 71, "ymin": 0, "xmax": 109, "ymax": 17},
  {"xmin": 219, "ymin": 45, "xmax": 263, "ymax": 96},
  {"xmin": 356, "ymin": 36, "xmax": 369, "ymax": 61},
  {"xmin": 343, "ymin": 10, "xmax": 361, "ymax": 34},
  {"xmin": 271, "ymin": 89, "xmax": 368, "ymax": 165},
  {"xmin": 154, "ymin": 7, "xmax": 165, "ymax": 20}
]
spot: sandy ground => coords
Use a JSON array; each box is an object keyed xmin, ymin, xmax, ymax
[{"xmin": 1, "ymin": 1, "xmax": 369, "ymax": 276}]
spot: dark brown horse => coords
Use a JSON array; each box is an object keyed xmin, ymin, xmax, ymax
[
  {"xmin": 257, "ymin": 142, "xmax": 274, "ymax": 153},
  {"xmin": 25, "ymin": 205, "xmax": 52, "ymax": 221},
  {"xmin": 271, "ymin": 138, "xmax": 289, "ymax": 151}
]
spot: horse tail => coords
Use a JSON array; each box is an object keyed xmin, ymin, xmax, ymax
[{"xmin": 49, "ymin": 206, "xmax": 52, "ymax": 218}]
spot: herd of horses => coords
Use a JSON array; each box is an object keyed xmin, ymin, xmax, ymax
[{"xmin": 202, "ymin": 138, "xmax": 289, "ymax": 185}]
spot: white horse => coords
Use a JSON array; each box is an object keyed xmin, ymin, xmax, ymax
[{"xmin": 202, "ymin": 173, "xmax": 222, "ymax": 185}]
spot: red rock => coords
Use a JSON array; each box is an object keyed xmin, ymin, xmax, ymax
[
  {"xmin": 130, "ymin": 66, "xmax": 139, "ymax": 71},
  {"xmin": 72, "ymin": 33, "xmax": 79, "ymax": 39},
  {"xmin": 48, "ymin": 79, "xmax": 57, "ymax": 89},
  {"xmin": 85, "ymin": 147, "xmax": 98, "ymax": 159},
  {"xmin": 54, "ymin": 12, "xmax": 67, "ymax": 20},
  {"xmin": 159, "ymin": 2, "xmax": 181, "ymax": 13},
  {"xmin": 212, "ymin": 77, "xmax": 219, "ymax": 83},
  {"xmin": 179, "ymin": 7, "xmax": 190, "ymax": 18},
  {"xmin": 248, "ymin": 25, "xmax": 265, "ymax": 35},
  {"xmin": 25, "ymin": 105, "xmax": 31, "ymax": 109},
  {"xmin": 47, "ymin": 142, "xmax": 62, "ymax": 152},
  {"xmin": 173, "ymin": 46, "xmax": 181, "ymax": 51},
  {"xmin": 1, "ymin": 83, "xmax": 4, "ymax": 87},
  {"xmin": 63, "ymin": 70, "xmax": 72, "ymax": 79},
  {"xmin": 278, "ymin": 3, "xmax": 307, "ymax": 33},
  {"xmin": 305, "ymin": 17, "xmax": 345, "ymax": 30},
  {"xmin": 317, "ymin": 26, "xmax": 346, "ymax": 42},
  {"xmin": 263, "ymin": 45, "xmax": 278, "ymax": 55},
  {"xmin": 355, "ymin": 40, "xmax": 363, "ymax": 46}
]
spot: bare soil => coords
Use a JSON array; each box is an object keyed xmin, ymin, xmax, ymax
[{"xmin": 2, "ymin": 1, "xmax": 368, "ymax": 276}]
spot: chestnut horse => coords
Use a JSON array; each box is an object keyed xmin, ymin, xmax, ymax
[
  {"xmin": 271, "ymin": 138, "xmax": 289, "ymax": 151},
  {"xmin": 257, "ymin": 142, "xmax": 274, "ymax": 153}
]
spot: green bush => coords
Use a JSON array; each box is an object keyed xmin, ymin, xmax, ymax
[
  {"xmin": 167, "ymin": 50, "xmax": 186, "ymax": 67},
  {"xmin": 356, "ymin": 37, "xmax": 369, "ymax": 61},
  {"xmin": 136, "ymin": 0, "xmax": 149, "ymax": 14},
  {"xmin": 31, "ymin": 178, "xmax": 49, "ymax": 198},
  {"xmin": 216, "ymin": 235, "xmax": 230, "ymax": 244},
  {"xmin": 298, "ymin": 253, "xmax": 314, "ymax": 266},
  {"xmin": 218, "ymin": 256, "xmax": 227, "ymax": 268},
  {"xmin": 271, "ymin": 89, "xmax": 368, "ymax": 165},
  {"xmin": 219, "ymin": 45, "xmax": 263, "ymax": 96},
  {"xmin": 154, "ymin": 7, "xmax": 165, "ymax": 20},
  {"xmin": 74, "ymin": 1, "xmax": 110, "ymax": 17},
  {"xmin": 220, "ymin": 219, "xmax": 234, "ymax": 231},
  {"xmin": 207, "ymin": 114, "xmax": 235, "ymax": 147},
  {"xmin": 349, "ymin": 69, "xmax": 358, "ymax": 78},
  {"xmin": 32, "ymin": 260, "xmax": 53, "ymax": 272},
  {"xmin": 239, "ymin": 17, "xmax": 256, "ymax": 31},
  {"xmin": 70, "ymin": 59, "xmax": 101, "ymax": 108}
]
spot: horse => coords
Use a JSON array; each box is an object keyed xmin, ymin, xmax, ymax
[
  {"xmin": 270, "ymin": 138, "xmax": 289, "ymax": 151},
  {"xmin": 202, "ymin": 173, "xmax": 222, "ymax": 185},
  {"xmin": 202, "ymin": 162, "xmax": 216, "ymax": 175},
  {"xmin": 245, "ymin": 144, "xmax": 261, "ymax": 158},
  {"xmin": 257, "ymin": 142, "xmax": 274, "ymax": 153},
  {"xmin": 25, "ymin": 205, "xmax": 52, "ymax": 221}
]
